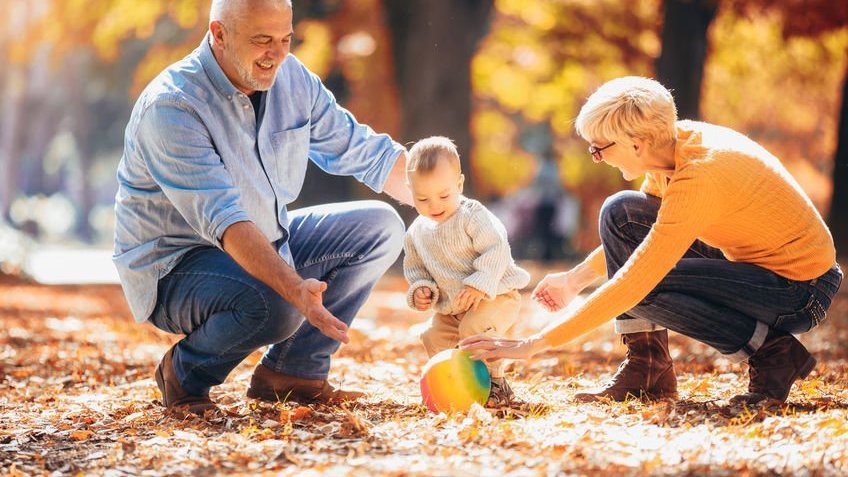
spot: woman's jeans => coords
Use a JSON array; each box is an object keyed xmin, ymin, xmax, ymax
[
  {"xmin": 601, "ymin": 191, "xmax": 843, "ymax": 362},
  {"xmin": 149, "ymin": 201, "xmax": 404, "ymax": 396}
]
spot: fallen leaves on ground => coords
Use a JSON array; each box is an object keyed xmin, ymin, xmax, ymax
[{"xmin": 2, "ymin": 270, "xmax": 848, "ymax": 476}]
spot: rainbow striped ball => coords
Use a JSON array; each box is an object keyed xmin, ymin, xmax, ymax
[{"xmin": 420, "ymin": 349, "xmax": 491, "ymax": 412}]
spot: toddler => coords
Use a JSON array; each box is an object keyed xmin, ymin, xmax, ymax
[{"xmin": 403, "ymin": 136, "xmax": 530, "ymax": 407}]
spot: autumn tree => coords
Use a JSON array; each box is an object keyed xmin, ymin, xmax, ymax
[
  {"xmin": 468, "ymin": 0, "xmax": 662, "ymax": 250},
  {"xmin": 723, "ymin": 1, "xmax": 848, "ymax": 255},
  {"xmin": 655, "ymin": 0, "xmax": 718, "ymax": 120},
  {"xmin": 834, "ymin": 69, "xmax": 848, "ymax": 258}
]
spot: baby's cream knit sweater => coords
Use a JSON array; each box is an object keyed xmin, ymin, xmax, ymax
[{"xmin": 403, "ymin": 197, "xmax": 530, "ymax": 315}]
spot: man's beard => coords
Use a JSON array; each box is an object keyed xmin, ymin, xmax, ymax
[{"xmin": 231, "ymin": 51, "xmax": 277, "ymax": 92}]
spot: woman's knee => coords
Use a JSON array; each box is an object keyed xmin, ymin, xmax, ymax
[
  {"xmin": 599, "ymin": 191, "xmax": 658, "ymax": 234},
  {"xmin": 600, "ymin": 191, "xmax": 639, "ymax": 227}
]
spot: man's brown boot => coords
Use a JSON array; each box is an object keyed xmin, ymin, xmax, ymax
[
  {"xmin": 575, "ymin": 330, "xmax": 678, "ymax": 402},
  {"xmin": 246, "ymin": 364, "xmax": 365, "ymax": 404},
  {"xmin": 154, "ymin": 344, "xmax": 218, "ymax": 415},
  {"xmin": 730, "ymin": 328, "xmax": 816, "ymax": 405}
]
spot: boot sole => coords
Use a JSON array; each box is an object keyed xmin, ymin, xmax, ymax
[
  {"xmin": 246, "ymin": 387, "xmax": 291, "ymax": 403},
  {"xmin": 246, "ymin": 387, "xmax": 358, "ymax": 404},
  {"xmin": 574, "ymin": 389, "xmax": 678, "ymax": 403},
  {"xmin": 730, "ymin": 354, "xmax": 817, "ymax": 405}
]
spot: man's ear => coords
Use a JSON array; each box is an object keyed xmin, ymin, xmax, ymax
[
  {"xmin": 210, "ymin": 21, "xmax": 227, "ymax": 47},
  {"xmin": 458, "ymin": 173, "xmax": 465, "ymax": 192}
]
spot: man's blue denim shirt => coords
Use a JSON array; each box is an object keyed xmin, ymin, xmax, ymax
[{"xmin": 114, "ymin": 35, "xmax": 404, "ymax": 323}]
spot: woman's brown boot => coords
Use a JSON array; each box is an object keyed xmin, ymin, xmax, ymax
[
  {"xmin": 730, "ymin": 328, "xmax": 816, "ymax": 405},
  {"xmin": 575, "ymin": 330, "xmax": 678, "ymax": 402}
]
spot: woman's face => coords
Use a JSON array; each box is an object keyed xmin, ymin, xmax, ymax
[{"xmin": 590, "ymin": 140, "xmax": 646, "ymax": 181}]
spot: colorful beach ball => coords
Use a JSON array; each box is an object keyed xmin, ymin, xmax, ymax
[{"xmin": 420, "ymin": 349, "xmax": 491, "ymax": 412}]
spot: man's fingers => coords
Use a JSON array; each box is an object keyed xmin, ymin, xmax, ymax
[
  {"xmin": 310, "ymin": 310, "xmax": 349, "ymax": 343},
  {"xmin": 318, "ymin": 320, "xmax": 349, "ymax": 343},
  {"xmin": 324, "ymin": 327, "xmax": 349, "ymax": 344}
]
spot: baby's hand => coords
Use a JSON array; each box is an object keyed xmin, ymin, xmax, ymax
[
  {"xmin": 413, "ymin": 286, "xmax": 433, "ymax": 311},
  {"xmin": 455, "ymin": 286, "xmax": 485, "ymax": 312}
]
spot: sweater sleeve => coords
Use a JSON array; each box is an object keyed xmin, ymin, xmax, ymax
[
  {"xmin": 462, "ymin": 207, "xmax": 513, "ymax": 299},
  {"xmin": 539, "ymin": 167, "xmax": 721, "ymax": 347},
  {"xmin": 584, "ymin": 245, "xmax": 607, "ymax": 279},
  {"xmin": 403, "ymin": 231, "xmax": 440, "ymax": 309},
  {"xmin": 580, "ymin": 173, "xmax": 664, "ymax": 283}
]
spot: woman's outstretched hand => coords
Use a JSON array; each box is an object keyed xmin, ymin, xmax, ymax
[
  {"xmin": 531, "ymin": 271, "xmax": 581, "ymax": 312},
  {"xmin": 459, "ymin": 335, "xmax": 545, "ymax": 362}
]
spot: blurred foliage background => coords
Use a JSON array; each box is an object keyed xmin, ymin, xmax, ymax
[{"xmin": 1, "ymin": 0, "xmax": 847, "ymax": 262}]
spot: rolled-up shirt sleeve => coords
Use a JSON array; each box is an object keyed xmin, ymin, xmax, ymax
[
  {"xmin": 301, "ymin": 66, "xmax": 404, "ymax": 192},
  {"xmin": 136, "ymin": 98, "xmax": 249, "ymax": 248}
]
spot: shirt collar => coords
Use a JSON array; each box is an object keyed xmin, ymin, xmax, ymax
[{"xmin": 198, "ymin": 32, "xmax": 242, "ymax": 99}]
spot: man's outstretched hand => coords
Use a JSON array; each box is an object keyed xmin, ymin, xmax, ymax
[{"xmin": 297, "ymin": 278, "xmax": 349, "ymax": 344}]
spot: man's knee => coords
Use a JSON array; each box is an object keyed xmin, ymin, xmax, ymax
[
  {"xmin": 236, "ymin": 285, "xmax": 302, "ymax": 343},
  {"xmin": 360, "ymin": 200, "xmax": 404, "ymax": 262}
]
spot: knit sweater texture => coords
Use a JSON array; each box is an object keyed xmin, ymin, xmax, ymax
[
  {"xmin": 542, "ymin": 120, "xmax": 837, "ymax": 347},
  {"xmin": 404, "ymin": 197, "xmax": 531, "ymax": 315}
]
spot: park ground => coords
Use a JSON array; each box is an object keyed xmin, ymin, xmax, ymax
[{"xmin": 1, "ymin": 264, "xmax": 848, "ymax": 476}]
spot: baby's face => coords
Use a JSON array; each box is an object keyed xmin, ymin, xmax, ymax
[{"xmin": 408, "ymin": 160, "xmax": 464, "ymax": 223}]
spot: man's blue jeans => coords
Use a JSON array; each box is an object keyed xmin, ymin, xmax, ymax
[
  {"xmin": 149, "ymin": 201, "xmax": 404, "ymax": 396},
  {"xmin": 601, "ymin": 191, "xmax": 843, "ymax": 361}
]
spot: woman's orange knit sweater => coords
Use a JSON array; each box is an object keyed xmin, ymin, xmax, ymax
[{"xmin": 541, "ymin": 120, "xmax": 836, "ymax": 347}]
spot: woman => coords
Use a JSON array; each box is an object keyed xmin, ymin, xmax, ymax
[{"xmin": 462, "ymin": 76, "xmax": 842, "ymax": 405}]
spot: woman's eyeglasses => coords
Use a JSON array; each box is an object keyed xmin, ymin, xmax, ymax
[{"xmin": 589, "ymin": 142, "xmax": 616, "ymax": 163}]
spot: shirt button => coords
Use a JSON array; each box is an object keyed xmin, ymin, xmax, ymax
[{"xmin": 244, "ymin": 104, "xmax": 249, "ymax": 109}]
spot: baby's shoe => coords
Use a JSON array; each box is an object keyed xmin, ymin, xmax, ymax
[{"xmin": 487, "ymin": 377, "xmax": 514, "ymax": 407}]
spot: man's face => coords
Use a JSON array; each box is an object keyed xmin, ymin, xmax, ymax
[{"xmin": 213, "ymin": 2, "xmax": 294, "ymax": 95}]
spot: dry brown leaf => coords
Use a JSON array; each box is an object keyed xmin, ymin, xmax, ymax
[{"xmin": 69, "ymin": 430, "xmax": 93, "ymax": 441}]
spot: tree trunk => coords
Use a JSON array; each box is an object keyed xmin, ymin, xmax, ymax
[
  {"xmin": 829, "ymin": 65, "xmax": 848, "ymax": 259},
  {"xmin": 0, "ymin": 66, "xmax": 24, "ymax": 223},
  {"xmin": 655, "ymin": 0, "xmax": 718, "ymax": 120},
  {"xmin": 66, "ymin": 52, "xmax": 96, "ymax": 242},
  {"xmin": 384, "ymin": 0, "xmax": 493, "ymax": 199}
]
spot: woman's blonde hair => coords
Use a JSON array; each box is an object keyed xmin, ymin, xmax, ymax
[{"xmin": 575, "ymin": 76, "xmax": 677, "ymax": 148}]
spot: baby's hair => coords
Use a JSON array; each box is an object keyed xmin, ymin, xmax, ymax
[{"xmin": 407, "ymin": 136, "xmax": 461, "ymax": 174}]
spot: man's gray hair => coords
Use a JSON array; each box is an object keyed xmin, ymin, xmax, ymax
[{"xmin": 209, "ymin": 0, "xmax": 292, "ymax": 24}]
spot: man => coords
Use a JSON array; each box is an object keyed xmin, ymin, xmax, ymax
[{"xmin": 114, "ymin": 0, "xmax": 412, "ymax": 414}]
